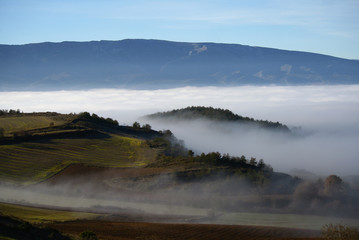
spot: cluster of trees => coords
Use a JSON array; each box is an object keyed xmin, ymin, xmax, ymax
[
  {"xmin": 132, "ymin": 121, "xmax": 152, "ymax": 131},
  {"xmin": 74, "ymin": 112, "xmax": 119, "ymax": 127},
  {"xmin": 147, "ymin": 131, "xmax": 273, "ymax": 185},
  {"xmin": 292, "ymin": 175, "xmax": 359, "ymax": 216},
  {"xmin": 192, "ymin": 152, "xmax": 272, "ymax": 172},
  {"xmin": 322, "ymin": 224, "xmax": 359, "ymax": 239},
  {"xmin": 0, "ymin": 109, "xmax": 22, "ymax": 115},
  {"xmin": 147, "ymin": 129, "xmax": 189, "ymax": 157},
  {"xmin": 188, "ymin": 152, "xmax": 273, "ymax": 185},
  {"xmin": 148, "ymin": 106, "xmax": 290, "ymax": 131}
]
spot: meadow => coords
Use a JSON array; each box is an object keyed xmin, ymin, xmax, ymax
[{"xmin": 0, "ymin": 113, "xmax": 73, "ymax": 136}]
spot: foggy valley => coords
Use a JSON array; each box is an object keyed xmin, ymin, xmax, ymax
[
  {"xmin": 2, "ymin": 85, "xmax": 358, "ymax": 176},
  {"xmin": 1, "ymin": 85, "xmax": 359, "ymax": 239},
  {"xmin": 2, "ymin": 1, "xmax": 359, "ymax": 239}
]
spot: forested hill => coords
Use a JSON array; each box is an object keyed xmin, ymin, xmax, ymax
[{"xmin": 146, "ymin": 106, "xmax": 290, "ymax": 132}]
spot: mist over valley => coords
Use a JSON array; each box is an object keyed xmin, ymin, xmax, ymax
[
  {"xmin": 1, "ymin": 85, "xmax": 359, "ymax": 231},
  {"xmin": 1, "ymin": 41, "xmax": 359, "ymax": 239},
  {"xmin": 2, "ymin": 85, "xmax": 358, "ymax": 176},
  {"xmin": 2, "ymin": 0, "xmax": 359, "ymax": 237}
]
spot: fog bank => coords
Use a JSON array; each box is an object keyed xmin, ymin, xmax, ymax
[{"xmin": 1, "ymin": 85, "xmax": 358, "ymax": 175}]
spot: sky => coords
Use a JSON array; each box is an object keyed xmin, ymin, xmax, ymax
[{"xmin": 0, "ymin": 0, "xmax": 358, "ymax": 59}]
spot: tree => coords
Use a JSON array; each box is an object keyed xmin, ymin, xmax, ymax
[
  {"xmin": 142, "ymin": 123, "xmax": 152, "ymax": 131},
  {"xmin": 257, "ymin": 159, "xmax": 265, "ymax": 169},
  {"xmin": 323, "ymin": 175, "xmax": 345, "ymax": 197},
  {"xmin": 293, "ymin": 181, "xmax": 319, "ymax": 203},
  {"xmin": 322, "ymin": 224, "xmax": 359, "ymax": 240},
  {"xmin": 132, "ymin": 121, "xmax": 140, "ymax": 129},
  {"xmin": 249, "ymin": 157, "xmax": 257, "ymax": 166},
  {"xmin": 80, "ymin": 231, "xmax": 98, "ymax": 240},
  {"xmin": 188, "ymin": 150, "xmax": 194, "ymax": 157}
]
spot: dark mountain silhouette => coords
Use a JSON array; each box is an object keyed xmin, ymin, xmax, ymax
[{"xmin": 1, "ymin": 39, "xmax": 358, "ymax": 90}]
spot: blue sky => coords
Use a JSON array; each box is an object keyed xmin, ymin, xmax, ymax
[{"xmin": 0, "ymin": 0, "xmax": 358, "ymax": 59}]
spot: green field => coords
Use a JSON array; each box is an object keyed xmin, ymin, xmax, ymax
[
  {"xmin": 0, "ymin": 114, "xmax": 72, "ymax": 136},
  {"xmin": 0, "ymin": 135, "xmax": 159, "ymax": 184},
  {"xmin": 0, "ymin": 202, "xmax": 101, "ymax": 223}
]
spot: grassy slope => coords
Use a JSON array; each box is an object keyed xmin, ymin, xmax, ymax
[
  {"xmin": 0, "ymin": 136, "xmax": 158, "ymax": 184},
  {"xmin": 0, "ymin": 113, "xmax": 160, "ymax": 184},
  {"xmin": 0, "ymin": 114, "xmax": 73, "ymax": 136}
]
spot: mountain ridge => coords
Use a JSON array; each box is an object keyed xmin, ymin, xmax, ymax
[{"xmin": 1, "ymin": 39, "xmax": 358, "ymax": 90}]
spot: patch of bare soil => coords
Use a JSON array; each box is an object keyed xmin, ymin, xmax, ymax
[{"xmin": 49, "ymin": 220, "xmax": 322, "ymax": 240}]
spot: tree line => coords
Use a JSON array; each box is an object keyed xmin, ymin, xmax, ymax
[
  {"xmin": 0, "ymin": 109, "xmax": 23, "ymax": 115},
  {"xmin": 148, "ymin": 106, "xmax": 290, "ymax": 131}
]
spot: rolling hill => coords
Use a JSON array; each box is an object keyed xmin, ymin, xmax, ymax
[
  {"xmin": 0, "ymin": 112, "xmax": 165, "ymax": 184},
  {"xmin": 1, "ymin": 39, "xmax": 358, "ymax": 90},
  {"xmin": 145, "ymin": 106, "xmax": 291, "ymax": 132}
]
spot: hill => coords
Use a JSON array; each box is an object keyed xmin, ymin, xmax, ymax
[
  {"xmin": 1, "ymin": 39, "xmax": 359, "ymax": 90},
  {"xmin": 0, "ymin": 112, "xmax": 165, "ymax": 183},
  {"xmin": 0, "ymin": 110, "xmax": 282, "ymax": 191},
  {"xmin": 145, "ymin": 106, "xmax": 290, "ymax": 132},
  {"xmin": 1, "ymin": 111, "xmax": 358, "ymax": 221}
]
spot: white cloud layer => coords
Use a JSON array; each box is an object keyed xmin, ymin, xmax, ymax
[{"xmin": 1, "ymin": 85, "xmax": 359, "ymax": 175}]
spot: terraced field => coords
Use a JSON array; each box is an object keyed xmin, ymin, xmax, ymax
[
  {"xmin": 0, "ymin": 114, "xmax": 72, "ymax": 136},
  {"xmin": 0, "ymin": 135, "xmax": 159, "ymax": 184}
]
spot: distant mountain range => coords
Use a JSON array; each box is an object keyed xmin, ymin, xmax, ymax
[{"xmin": 0, "ymin": 39, "xmax": 358, "ymax": 90}]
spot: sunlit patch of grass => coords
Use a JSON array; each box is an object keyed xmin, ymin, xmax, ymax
[
  {"xmin": 0, "ymin": 116, "xmax": 68, "ymax": 136},
  {"xmin": 0, "ymin": 202, "xmax": 102, "ymax": 223},
  {"xmin": 0, "ymin": 134, "xmax": 159, "ymax": 184}
]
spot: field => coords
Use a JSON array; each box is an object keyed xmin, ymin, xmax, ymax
[
  {"xmin": 0, "ymin": 202, "xmax": 323, "ymax": 240},
  {"xmin": 0, "ymin": 113, "xmax": 73, "ymax": 136},
  {"xmin": 49, "ymin": 220, "xmax": 322, "ymax": 240},
  {"xmin": 0, "ymin": 202, "xmax": 101, "ymax": 223},
  {"xmin": 0, "ymin": 135, "xmax": 159, "ymax": 184},
  {"xmin": 214, "ymin": 212, "xmax": 359, "ymax": 230}
]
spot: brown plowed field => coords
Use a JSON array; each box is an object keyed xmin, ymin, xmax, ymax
[{"xmin": 49, "ymin": 220, "xmax": 322, "ymax": 240}]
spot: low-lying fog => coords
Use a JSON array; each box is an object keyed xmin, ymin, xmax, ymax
[{"xmin": 1, "ymin": 85, "xmax": 359, "ymax": 176}]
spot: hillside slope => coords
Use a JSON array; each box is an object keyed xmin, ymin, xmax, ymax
[
  {"xmin": 0, "ymin": 112, "xmax": 164, "ymax": 184},
  {"xmin": 1, "ymin": 39, "xmax": 358, "ymax": 90}
]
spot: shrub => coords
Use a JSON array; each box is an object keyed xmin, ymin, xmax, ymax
[
  {"xmin": 322, "ymin": 224, "xmax": 359, "ymax": 240},
  {"xmin": 80, "ymin": 230, "xmax": 98, "ymax": 240}
]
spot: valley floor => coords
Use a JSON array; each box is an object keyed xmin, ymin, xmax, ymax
[{"xmin": 48, "ymin": 220, "xmax": 322, "ymax": 240}]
